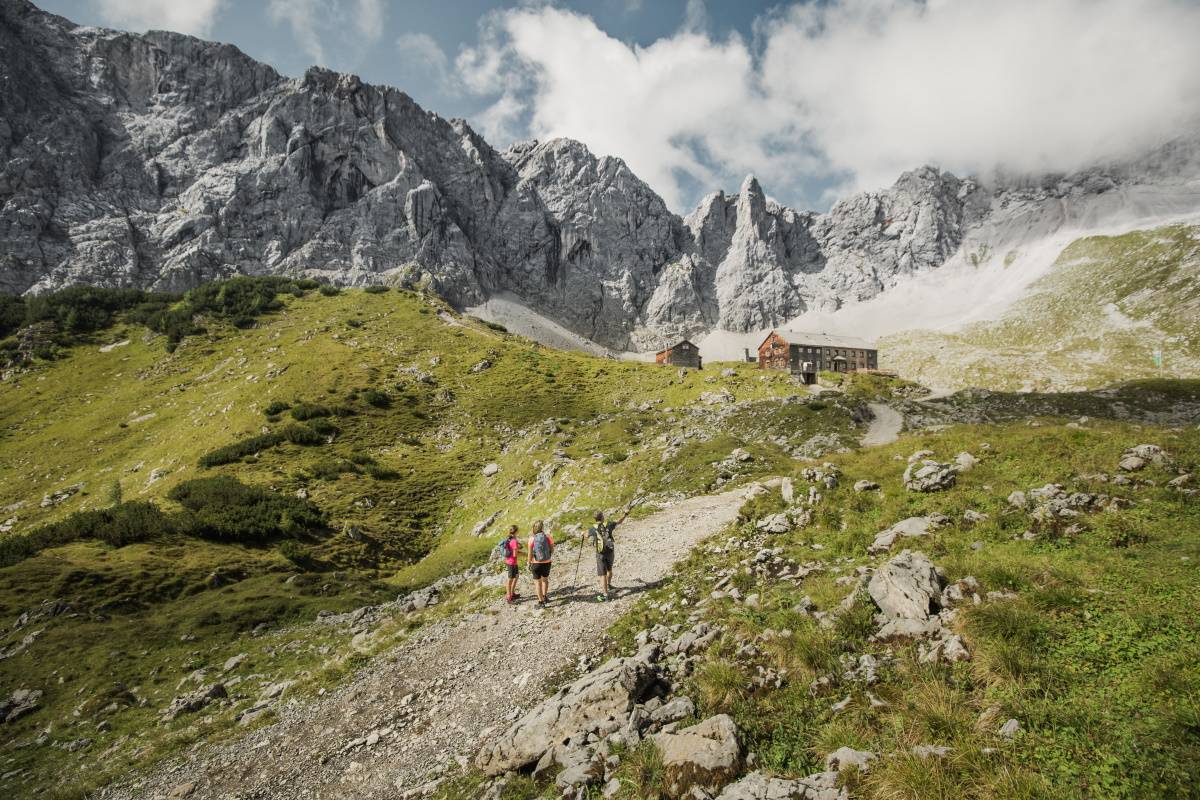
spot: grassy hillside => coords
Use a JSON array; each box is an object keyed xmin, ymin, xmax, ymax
[
  {"xmin": 517, "ymin": 417, "xmax": 1197, "ymax": 800},
  {"xmin": 0, "ymin": 284, "xmax": 861, "ymax": 796},
  {"xmin": 882, "ymin": 224, "xmax": 1200, "ymax": 391}
]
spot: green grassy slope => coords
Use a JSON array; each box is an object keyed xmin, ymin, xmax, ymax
[
  {"xmin": 0, "ymin": 287, "xmax": 862, "ymax": 796},
  {"xmin": 584, "ymin": 419, "xmax": 1198, "ymax": 800},
  {"xmin": 882, "ymin": 224, "xmax": 1200, "ymax": 391}
]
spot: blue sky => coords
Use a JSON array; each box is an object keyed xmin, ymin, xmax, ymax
[
  {"xmin": 39, "ymin": 1, "xmax": 778, "ymax": 120},
  {"xmin": 35, "ymin": 1, "xmax": 1200, "ymax": 213}
]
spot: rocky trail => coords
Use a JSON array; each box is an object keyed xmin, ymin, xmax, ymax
[
  {"xmin": 861, "ymin": 403, "xmax": 904, "ymax": 447},
  {"xmin": 105, "ymin": 491, "xmax": 747, "ymax": 800}
]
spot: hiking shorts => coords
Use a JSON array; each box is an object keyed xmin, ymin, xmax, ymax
[
  {"xmin": 530, "ymin": 562, "xmax": 551, "ymax": 579},
  {"xmin": 506, "ymin": 563, "xmax": 519, "ymax": 579},
  {"xmin": 596, "ymin": 548, "xmax": 615, "ymax": 576}
]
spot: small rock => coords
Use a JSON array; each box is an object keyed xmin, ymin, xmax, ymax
[
  {"xmin": 853, "ymin": 480, "xmax": 880, "ymax": 492},
  {"xmin": 998, "ymin": 718, "xmax": 1021, "ymax": 738},
  {"xmin": 481, "ymin": 463, "xmax": 500, "ymax": 477},
  {"xmin": 825, "ymin": 746, "xmax": 876, "ymax": 773},
  {"xmin": 911, "ymin": 744, "xmax": 952, "ymax": 759}
]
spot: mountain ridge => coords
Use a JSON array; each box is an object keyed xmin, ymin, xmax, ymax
[{"xmin": 3, "ymin": 0, "xmax": 1200, "ymax": 352}]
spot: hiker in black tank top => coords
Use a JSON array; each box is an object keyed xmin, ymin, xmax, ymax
[{"xmin": 586, "ymin": 506, "xmax": 630, "ymax": 601}]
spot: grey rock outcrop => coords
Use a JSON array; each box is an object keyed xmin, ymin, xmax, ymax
[
  {"xmin": 5, "ymin": 0, "xmax": 1197, "ymax": 353},
  {"xmin": 716, "ymin": 770, "xmax": 846, "ymax": 800},
  {"xmin": 903, "ymin": 460, "xmax": 958, "ymax": 492},
  {"xmin": 867, "ymin": 515, "xmax": 947, "ymax": 554},
  {"xmin": 652, "ymin": 713, "xmax": 742, "ymax": 798},
  {"xmin": 0, "ymin": 688, "xmax": 42, "ymax": 723},
  {"xmin": 475, "ymin": 648, "xmax": 658, "ymax": 775},
  {"xmin": 868, "ymin": 550, "xmax": 945, "ymax": 622}
]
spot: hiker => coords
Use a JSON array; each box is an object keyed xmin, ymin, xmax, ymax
[
  {"xmin": 527, "ymin": 520, "xmax": 555, "ymax": 606},
  {"xmin": 496, "ymin": 525, "xmax": 522, "ymax": 604},
  {"xmin": 587, "ymin": 505, "xmax": 631, "ymax": 601}
]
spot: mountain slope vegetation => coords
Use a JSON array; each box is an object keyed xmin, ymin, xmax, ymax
[
  {"xmin": 0, "ymin": 282, "xmax": 861, "ymax": 796},
  {"xmin": 882, "ymin": 224, "xmax": 1200, "ymax": 391}
]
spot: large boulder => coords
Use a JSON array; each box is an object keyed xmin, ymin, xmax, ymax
[
  {"xmin": 476, "ymin": 648, "xmax": 658, "ymax": 775},
  {"xmin": 717, "ymin": 770, "xmax": 846, "ymax": 800},
  {"xmin": 868, "ymin": 550, "xmax": 944, "ymax": 621},
  {"xmin": 0, "ymin": 688, "xmax": 42, "ymax": 723},
  {"xmin": 653, "ymin": 714, "xmax": 742, "ymax": 798},
  {"xmin": 903, "ymin": 460, "xmax": 958, "ymax": 492},
  {"xmin": 161, "ymin": 683, "xmax": 226, "ymax": 723},
  {"xmin": 1118, "ymin": 444, "xmax": 1172, "ymax": 472}
]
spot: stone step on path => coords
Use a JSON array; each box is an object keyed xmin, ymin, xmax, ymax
[{"xmin": 104, "ymin": 490, "xmax": 747, "ymax": 800}]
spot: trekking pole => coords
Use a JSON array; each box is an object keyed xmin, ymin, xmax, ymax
[{"xmin": 571, "ymin": 534, "xmax": 584, "ymax": 594}]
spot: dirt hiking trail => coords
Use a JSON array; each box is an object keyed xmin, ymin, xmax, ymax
[
  {"xmin": 108, "ymin": 490, "xmax": 746, "ymax": 800},
  {"xmin": 862, "ymin": 403, "xmax": 904, "ymax": 447}
]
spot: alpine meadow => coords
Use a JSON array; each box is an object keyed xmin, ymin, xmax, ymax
[{"xmin": 1, "ymin": 1, "xmax": 1199, "ymax": 799}]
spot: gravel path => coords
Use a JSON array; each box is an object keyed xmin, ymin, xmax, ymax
[
  {"xmin": 107, "ymin": 490, "xmax": 746, "ymax": 800},
  {"xmin": 862, "ymin": 402, "xmax": 904, "ymax": 446}
]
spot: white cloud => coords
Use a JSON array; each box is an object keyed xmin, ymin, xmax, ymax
[
  {"xmin": 268, "ymin": 0, "xmax": 385, "ymax": 68},
  {"xmin": 396, "ymin": 32, "xmax": 451, "ymax": 85},
  {"xmin": 457, "ymin": 6, "xmax": 812, "ymax": 210},
  {"xmin": 761, "ymin": 0, "xmax": 1200, "ymax": 193},
  {"xmin": 457, "ymin": 0, "xmax": 1200, "ymax": 211},
  {"xmin": 354, "ymin": 0, "xmax": 384, "ymax": 42},
  {"xmin": 91, "ymin": 0, "xmax": 224, "ymax": 37}
]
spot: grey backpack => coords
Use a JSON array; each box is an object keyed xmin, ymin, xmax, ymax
[{"xmin": 531, "ymin": 532, "xmax": 552, "ymax": 561}]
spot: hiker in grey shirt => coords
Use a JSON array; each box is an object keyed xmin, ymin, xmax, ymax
[{"xmin": 586, "ymin": 507, "xmax": 630, "ymax": 601}]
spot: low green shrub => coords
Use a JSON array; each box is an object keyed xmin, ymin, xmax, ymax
[
  {"xmin": 168, "ymin": 477, "xmax": 325, "ymax": 541},
  {"xmin": 364, "ymin": 463, "xmax": 400, "ymax": 480},
  {"xmin": 290, "ymin": 402, "xmax": 332, "ymax": 421},
  {"xmin": 307, "ymin": 459, "xmax": 360, "ymax": 481},
  {"xmin": 362, "ymin": 389, "xmax": 391, "ymax": 408},
  {"xmin": 277, "ymin": 423, "xmax": 325, "ymax": 445},
  {"xmin": 0, "ymin": 501, "xmax": 172, "ymax": 567},
  {"xmin": 363, "ymin": 285, "xmax": 389, "ymax": 294},
  {"xmin": 263, "ymin": 401, "xmax": 291, "ymax": 416},
  {"xmin": 198, "ymin": 432, "xmax": 282, "ymax": 467},
  {"xmin": 318, "ymin": 285, "xmax": 340, "ymax": 297},
  {"xmin": 304, "ymin": 418, "xmax": 338, "ymax": 437}
]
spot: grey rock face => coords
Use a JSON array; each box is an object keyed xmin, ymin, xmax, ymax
[
  {"xmin": 867, "ymin": 515, "xmax": 947, "ymax": 555},
  {"xmin": 0, "ymin": 687, "xmax": 42, "ymax": 723},
  {"xmin": 652, "ymin": 713, "xmax": 742, "ymax": 797},
  {"xmin": 475, "ymin": 648, "xmax": 658, "ymax": 775},
  {"xmin": 716, "ymin": 770, "xmax": 846, "ymax": 800},
  {"xmin": 4, "ymin": 0, "xmax": 1199, "ymax": 352},
  {"xmin": 903, "ymin": 460, "xmax": 958, "ymax": 492},
  {"xmin": 867, "ymin": 549, "xmax": 945, "ymax": 621}
]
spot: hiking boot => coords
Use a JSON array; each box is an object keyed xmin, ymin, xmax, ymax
[
  {"xmin": 506, "ymin": 595, "xmax": 515, "ymax": 604},
  {"xmin": 595, "ymin": 594, "xmax": 607, "ymax": 602}
]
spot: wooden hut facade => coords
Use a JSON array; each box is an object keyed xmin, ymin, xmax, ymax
[
  {"xmin": 655, "ymin": 340, "xmax": 702, "ymax": 369},
  {"xmin": 757, "ymin": 330, "xmax": 877, "ymax": 384}
]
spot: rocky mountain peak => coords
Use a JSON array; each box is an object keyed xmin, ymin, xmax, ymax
[{"xmin": 3, "ymin": 0, "xmax": 1199, "ymax": 352}]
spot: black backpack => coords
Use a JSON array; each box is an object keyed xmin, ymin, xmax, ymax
[{"xmin": 592, "ymin": 522, "xmax": 614, "ymax": 553}]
